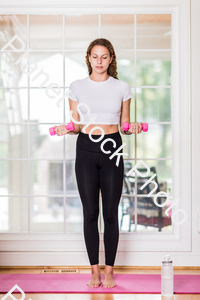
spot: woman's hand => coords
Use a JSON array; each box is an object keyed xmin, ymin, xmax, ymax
[
  {"xmin": 128, "ymin": 122, "xmax": 143, "ymax": 134},
  {"xmin": 54, "ymin": 124, "xmax": 70, "ymax": 136}
]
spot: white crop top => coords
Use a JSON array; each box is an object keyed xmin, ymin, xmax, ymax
[{"xmin": 68, "ymin": 76, "xmax": 132, "ymax": 125}]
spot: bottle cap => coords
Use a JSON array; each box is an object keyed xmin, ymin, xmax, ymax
[{"xmin": 162, "ymin": 254, "xmax": 173, "ymax": 263}]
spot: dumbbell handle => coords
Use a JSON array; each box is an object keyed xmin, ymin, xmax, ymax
[
  {"xmin": 123, "ymin": 122, "xmax": 148, "ymax": 132},
  {"xmin": 49, "ymin": 122, "xmax": 75, "ymax": 136}
]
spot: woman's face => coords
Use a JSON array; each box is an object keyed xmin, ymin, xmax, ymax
[{"xmin": 88, "ymin": 45, "xmax": 113, "ymax": 74}]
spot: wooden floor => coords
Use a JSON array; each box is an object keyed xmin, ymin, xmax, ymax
[{"xmin": 0, "ymin": 266, "xmax": 200, "ymax": 300}]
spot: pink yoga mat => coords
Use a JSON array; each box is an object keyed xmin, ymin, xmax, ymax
[{"xmin": 0, "ymin": 274, "xmax": 199, "ymax": 294}]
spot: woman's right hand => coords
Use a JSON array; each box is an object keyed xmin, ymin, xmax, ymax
[{"xmin": 54, "ymin": 124, "xmax": 70, "ymax": 136}]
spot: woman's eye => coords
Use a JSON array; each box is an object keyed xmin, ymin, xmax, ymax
[{"xmin": 93, "ymin": 57, "xmax": 107, "ymax": 59}]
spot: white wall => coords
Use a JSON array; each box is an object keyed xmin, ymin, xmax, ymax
[{"xmin": 191, "ymin": 0, "xmax": 200, "ymax": 257}]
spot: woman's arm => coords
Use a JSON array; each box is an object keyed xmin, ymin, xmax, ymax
[
  {"xmin": 68, "ymin": 98, "xmax": 81, "ymax": 135},
  {"xmin": 120, "ymin": 98, "xmax": 131, "ymax": 135},
  {"xmin": 120, "ymin": 98, "xmax": 142, "ymax": 135},
  {"xmin": 54, "ymin": 98, "xmax": 80, "ymax": 136}
]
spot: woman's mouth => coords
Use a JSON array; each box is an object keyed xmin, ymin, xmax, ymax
[{"xmin": 96, "ymin": 66, "xmax": 103, "ymax": 69}]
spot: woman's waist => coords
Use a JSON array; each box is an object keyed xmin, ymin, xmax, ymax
[
  {"xmin": 77, "ymin": 130, "xmax": 122, "ymax": 153},
  {"xmin": 80, "ymin": 124, "xmax": 119, "ymax": 135}
]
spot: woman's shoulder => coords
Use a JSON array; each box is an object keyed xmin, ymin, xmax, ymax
[
  {"xmin": 110, "ymin": 76, "xmax": 130, "ymax": 88},
  {"xmin": 69, "ymin": 77, "xmax": 88, "ymax": 88},
  {"xmin": 110, "ymin": 76, "xmax": 129, "ymax": 84}
]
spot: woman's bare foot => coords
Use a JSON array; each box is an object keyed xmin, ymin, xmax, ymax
[
  {"xmin": 102, "ymin": 265, "xmax": 116, "ymax": 288},
  {"xmin": 87, "ymin": 264, "xmax": 101, "ymax": 288}
]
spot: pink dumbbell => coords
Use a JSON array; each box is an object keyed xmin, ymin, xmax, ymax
[
  {"xmin": 49, "ymin": 122, "xmax": 75, "ymax": 136},
  {"xmin": 123, "ymin": 122, "xmax": 148, "ymax": 132}
]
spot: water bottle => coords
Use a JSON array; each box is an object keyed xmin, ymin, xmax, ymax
[{"xmin": 161, "ymin": 254, "xmax": 174, "ymax": 296}]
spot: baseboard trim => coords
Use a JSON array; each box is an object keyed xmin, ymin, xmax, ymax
[{"xmin": 0, "ymin": 266, "xmax": 200, "ymax": 270}]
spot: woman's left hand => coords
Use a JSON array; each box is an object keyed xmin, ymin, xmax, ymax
[{"xmin": 128, "ymin": 122, "xmax": 143, "ymax": 134}]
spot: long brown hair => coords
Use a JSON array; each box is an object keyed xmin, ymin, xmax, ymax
[{"xmin": 85, "ymin": 38, "xmax": 118, "ymax": 79}]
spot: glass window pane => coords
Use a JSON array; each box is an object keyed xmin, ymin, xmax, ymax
[
  {"xmin": 0, "ymin": 15, "xmax": 28, "ymax": 88},
  {"xmin": 30, "ymin": 196, "xmax": 64, "ymax": 232},
  {"xmin": 120, "ymin": 159, "xmax": 172, "ymax": 232},
  {"xmin": 123, "ymin": 159, "xmax": 172, "ymax": 196},
  {"xmin": 137, "ymin": 14, "xmax": 171, "ymax": 49},
  {"xmin": 136, "ymin": 158, "xmax": 172, "ymax": 233},
  {"xmin": 137, "ymin": 88, "xmax": 171, "ymax": 122},
  {"xmin": 64, "ymin": 52, "xmax": 88, "ymax": 87},
  {"xmin": 29, "ymin": 15, "xmax": 63, "ymax": 50},
  {"xmin": 29, "ymin": 52, "xmax": 64, "ymax": 88},
  {"xmin": 66, "ymin": 161, "xmax": 77, "ymax": 192},
  {"xmin": 137, "ymin": 52, "xmax": 171, "ymax": 86},
  {"xmin": 30, "ymin": 89, "xmax": 64, "ymax": 123},
  {"xmin": 136, "ymin": 159, "xmax": 172, "ymax": 194},
  {"xmin": 65, "ymin": 14, "xmax": 99, "ymax": 50},
  {"xmin": 101, "ymin": 14, "xmax": 135, "ymax": 49},
  {"xmin": 0, "ymin": 125, "xmax": 28, "ymax": 159},
  {"xmin": 0, "ymin": 161, "xmax": 28, "ymax": 195},
  {"xmin": 116, "ymin": 51, "xmax": 135, "ymax": 87},
  {"xmin": 65, "ymin": 195, "xmax": 83, "ymax": 233},
  {"xmin": 29, "ymin": 161, "xmax": 63, "ymax": 195},
  {"xmin": 30, "ymin": 195, "xmax": 83, "ymax": 233},
  {"xmin": 65, "ymin": 134, "xmax": 77, "ymax": 159},
  {"xmin": 119, "ymin": 165, "xmax": 135, "ymax": 232},
  {"xmin": 137, "ymin": 124, "xmax": 172, "ymax": 159},
  {"xmin": 0, "ymin": 15, "xmax": 27, "ymax": 50},
  {"xmin": 136, "ymin": 196, "xmax": 172, "ymax": 233},
  {"xmin": 29, "ymin": 124, "xmax": 64, "ymax": 160},
  {"xmin": 0, "ymin": 196, "xmax": 28, "ymax": 232},
  {"xmin": 0, "ymin": 52, "xmax": 29, "ymax": 88},
  {"xmin": 0, "ymin": 89, "xmax": 28, "ymax": 123}
]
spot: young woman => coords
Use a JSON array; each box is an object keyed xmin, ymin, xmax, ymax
[{"xmin": 54, "ymin": 38, "xmax": 142, "ymax": 288}]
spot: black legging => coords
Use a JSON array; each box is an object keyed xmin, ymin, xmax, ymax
[{"xmin": 75, "ymin": 131, "xmax": 124, "ymax": 266}]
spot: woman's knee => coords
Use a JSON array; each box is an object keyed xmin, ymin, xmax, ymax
[
  {"xmin": 103, "ymin": 209, "xmax": 118, "ymax": 223},
  {"xmin": 83, "ymin": 208, "xmax": 99, "ymax": 223}
]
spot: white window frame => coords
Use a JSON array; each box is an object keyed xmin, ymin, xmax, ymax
[{"xmin": 0, "ymin": 0, "xmax": 190, "ymax": 266}]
